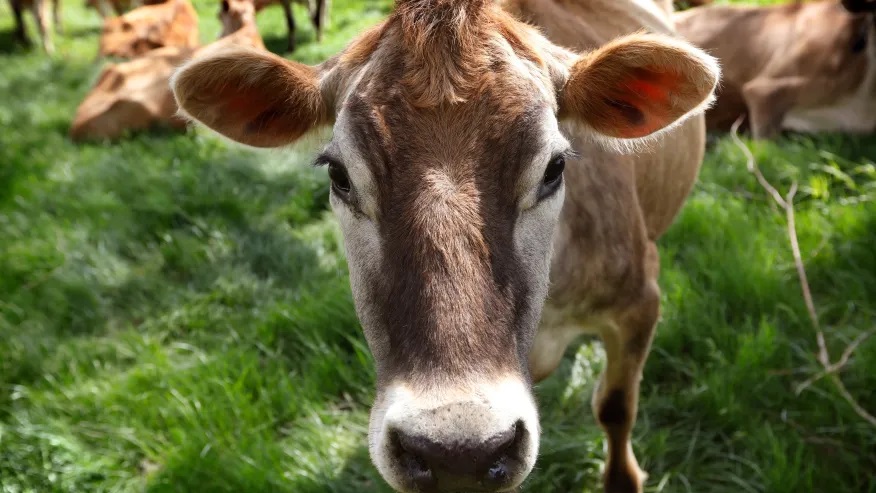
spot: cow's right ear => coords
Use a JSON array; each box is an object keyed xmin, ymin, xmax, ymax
[{"xmin": 171, "ymin": 47, "xmax": 329, "ymax": 148}]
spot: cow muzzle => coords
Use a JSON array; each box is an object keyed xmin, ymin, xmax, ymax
[{"xmin": 369, "ymin": 378, "xmax": 540, "ymax": 493}]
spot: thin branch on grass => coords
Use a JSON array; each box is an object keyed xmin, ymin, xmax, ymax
[
  {"xmin": 796, "ymin": 328, "xmax": 876, "ymax": 394},
  {"xmin": 730, "ymin": 116, "xmax": 876, "ymax": 428}
]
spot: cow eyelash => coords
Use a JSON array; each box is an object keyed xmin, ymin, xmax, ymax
[
  {"xmin": 562, "ymin": 148, "xmax": 581, "ymax": 160},
  {"xmin": 312, "ymin": 152, "xmax": 339, "ymax": 168},
  {"xmin": 313, "ymin": 153, "xmax": 355, "ymax": 202}
]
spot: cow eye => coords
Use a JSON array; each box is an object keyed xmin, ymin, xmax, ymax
[
  {"xmin": 538, "ymin": 155, "xmax": 565, "ymax": 201},
  {"xmin": 328, "ymin": 161, "xmax": 352, "ymax": 196}
]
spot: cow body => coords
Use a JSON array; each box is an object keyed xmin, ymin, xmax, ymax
[
  {"xmin": 502, "ymin": 0, "xmax": 706, "ymax": 377},
  {"xmin": 99, "ymin": 0, "xmax": 199, "ymax": 59},
  {"xmin": 171, "ymin": 1, "xmax": 719, "ymax": 492},
  {"xmin": 676, "ymin": 0, "xmax": 876, "ymax": 138},
  {"xmin": 69, "ymin": 46, "xmax": 191, "ymax": 140}
]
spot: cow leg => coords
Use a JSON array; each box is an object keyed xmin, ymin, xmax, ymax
[
  {"xmin": 31, "ymin": 0, "xmax": 55, "ymax": 54},
  {"xmin": 741, "ymin": 77, "xmax": 804, "ymax": 140},
  {"xmin": 10, "ymin": 0, "xmax": 31, "ymax": 46},
  {"xmin": 312, "ymin": 0, "xmax": 327, "ymax": 42},
  {"xmin": 280, "ymin": 0, "xmax": 296, "ymax": 52},
  {"xmin": 593, "ymin": 247, "xmax": 661, "ymax": 493}
]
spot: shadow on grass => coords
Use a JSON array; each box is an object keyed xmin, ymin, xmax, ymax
[
  {"xmin": 0, "ymin": 141, "xmax": 332, "ymax": 402},
  {"xmin": 145, "ymin": 443, "xmax": 389, "ymax": 493},
  {"xmin": 64, "ymin": 124, "xmax": 193, "ymax": 144},
  {"xmin": 0, "ymin": 29, "xmax": 31, "ymax": 54}
]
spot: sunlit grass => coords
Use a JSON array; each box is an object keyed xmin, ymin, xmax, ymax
[{"xmin": 1, "ymin": 0, "xmax": 875, "ymax": 492}]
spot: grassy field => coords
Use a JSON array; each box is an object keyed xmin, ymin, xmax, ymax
[{"xmin": 1, "ymin": 0, "xmax": 875, "ymax": 492}]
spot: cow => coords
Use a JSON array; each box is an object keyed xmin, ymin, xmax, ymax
[
  {"xmin": 98, "ymin": 0, "xmax": 199, "ymax": 59},
  {"xmin": 675, "ymin": 0, "xmax": 876, "ymax": 139},
  {"xmin": 7, "ymin": 0, "xmax": 61, "ymax": 54},
  {"xmin": 170, "ymin": 1, "xmax": 720, "ymax": 492},
  {"xmin": 250, "ymin": 0, "xmax": 327, "ymax": 52},
  {"xmin": 70, "ymin": 0, "xmax": 264, "ymax": 141}
]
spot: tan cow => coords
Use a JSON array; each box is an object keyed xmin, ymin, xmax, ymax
[
  {"xmin": 99, "ymin": 0, "xmax": 199, "ymax": 59},
  {"xmin": 7, "ymin": 0, "xmax": 61, "ymax": 54},
  {"xmin": 70, "ymin": 0, "xmax": 264, "ymax": 141},
  {"xmin": 171, "ymin": 1, "xmax": 719, "ymax": 492},
  {"xmin": 676, "ymin": 0, "xmax": 876, "ymax": 138}
]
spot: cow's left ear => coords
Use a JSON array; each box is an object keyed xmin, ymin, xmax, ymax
[{"xmin": 560, "ymin": 33, "xmax": 720, "ymax": 139}]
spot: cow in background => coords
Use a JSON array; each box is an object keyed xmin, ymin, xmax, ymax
[
  {"xmin": 70, "ymin": 0, "xmax": 264, "ymax": 141},
  {"xmin": 98, "ymin": 0, "xmax": 199, "ymax": 58},
  {"xmin": 676, "ymin": 0, "xmax": 876, "ymax": 138}
]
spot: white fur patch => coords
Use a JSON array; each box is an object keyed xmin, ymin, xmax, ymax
[{"xmin": 370, "ymin": 377, "xmax": 541, "ymax": 492}]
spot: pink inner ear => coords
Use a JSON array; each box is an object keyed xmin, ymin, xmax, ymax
[
  {"xmin": 611, "ymin": 67, "xmax": 684, "ymax": 138},
  {"xmin": 626, "ymin": 77, "xmax": 669, "ymax": 105}
]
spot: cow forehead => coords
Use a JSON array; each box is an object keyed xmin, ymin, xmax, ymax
[{"xmin": 339, "ymin": 82, "xmax": 551, "ymax": 181}]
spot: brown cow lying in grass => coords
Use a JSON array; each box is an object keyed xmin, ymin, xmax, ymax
[
  {"xmin": 98, "ymin": 0, "xmax": 199, "ymax": 58},
  {"xmin": 676, "ymin": 0, "xmax": 876, "ymax": 138},
  {"xmin": 70, "ymin": 0, "xmax": 264, "ymax": 141}
]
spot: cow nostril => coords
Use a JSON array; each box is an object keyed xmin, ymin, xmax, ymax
[
  {"xmin": 400, "ymin": 450, "xmax": 434, "ymax": 489},
  {"xmin": 484, "ymin": 420, "xmax": 525, "ymax": 485},
  {"xmin": 392, "ymin": 430, "xmax": 436, "ymax": 490},
  {"xmin": 391, "ymin": 420, "xmax": 526, "ymax": 490}
]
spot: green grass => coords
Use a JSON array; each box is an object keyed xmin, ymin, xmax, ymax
[{"xmin": 1, "ymin": 0, "xmax": 875, "ymax": 492}]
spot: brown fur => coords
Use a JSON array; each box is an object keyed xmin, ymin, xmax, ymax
[
  {"xmin": 675, "ymin": 0, "xmax": 876, "ymax": 138},
  {"xmin": 390, "ymin": 0, "xmax": 543, "ymax": 107},
  {"xmin": 171, "ymin": 1, "xmax": 718, "ymax": 492}
]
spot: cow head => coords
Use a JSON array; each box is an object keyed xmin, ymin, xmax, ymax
[
  {"xmin": 219, "ymin": 0, "xmax": 255, "ymax": 38},
  {"xmin": 99, "ymin": 0, "xmax": 199, "ymax": 58},
  {"xmin": 170, "ymin": 1, "xmax": 719, "ymax": 491}
]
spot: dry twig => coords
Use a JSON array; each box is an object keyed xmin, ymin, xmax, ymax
[{"xmin": 730, "ymin": 116, "xmax": 876, "ymax": 427}]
